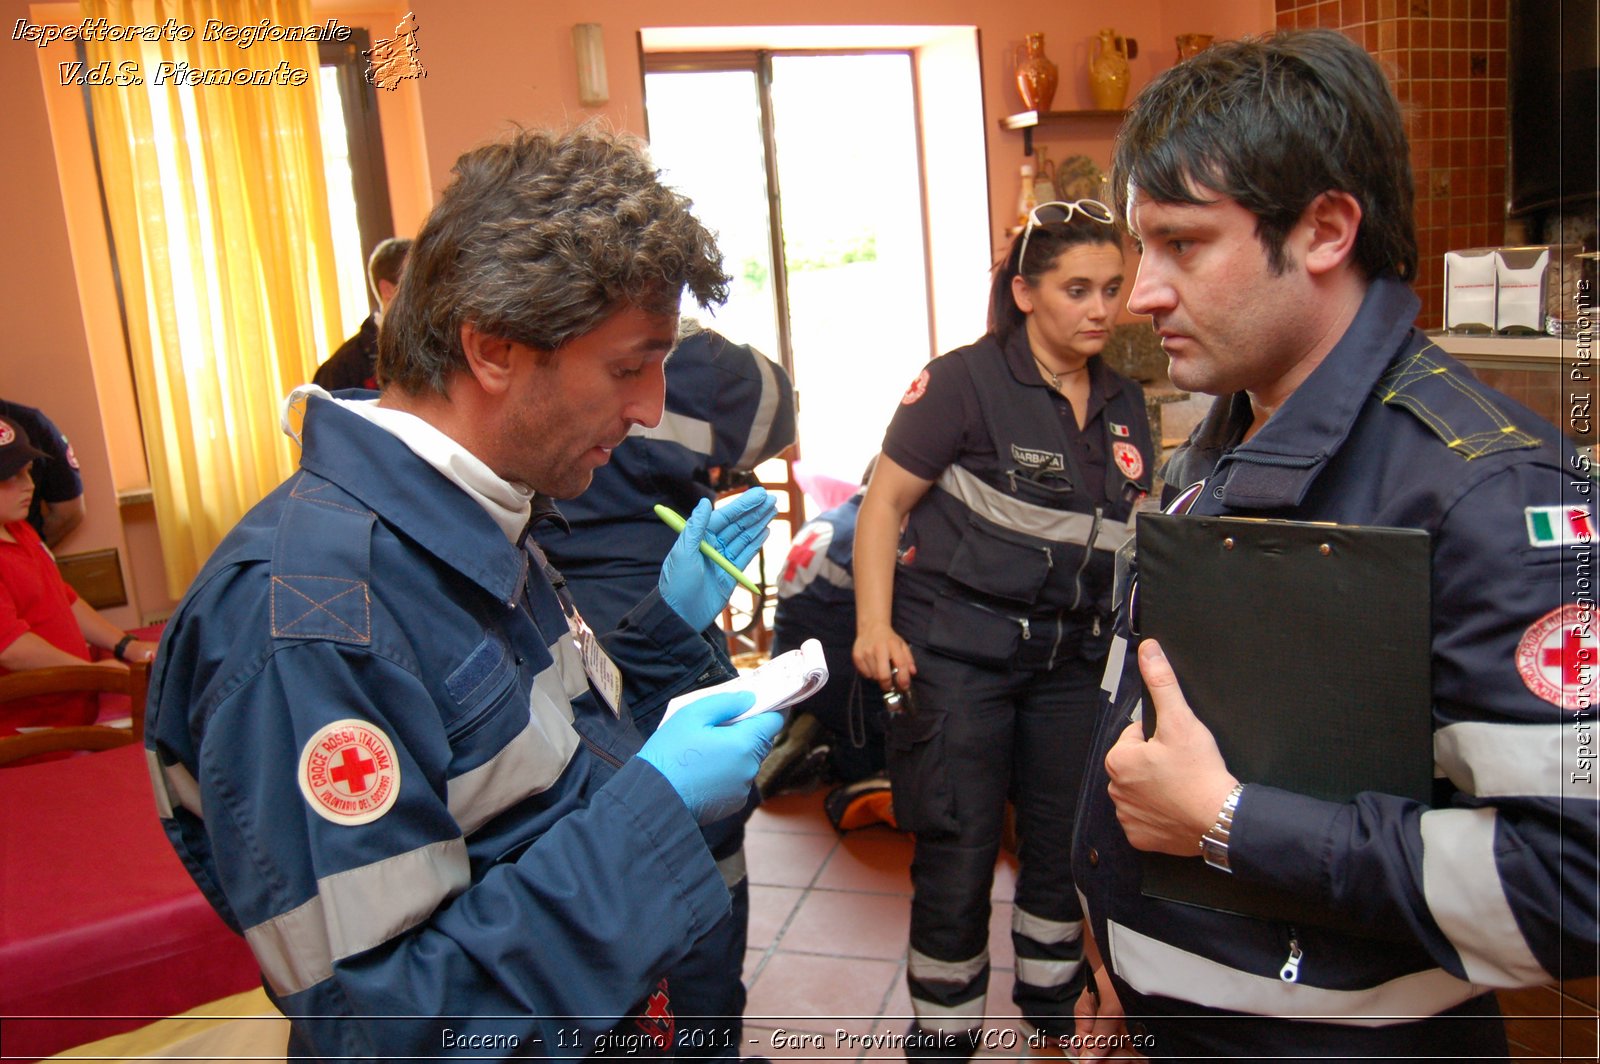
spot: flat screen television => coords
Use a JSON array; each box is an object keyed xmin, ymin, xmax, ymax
[{"xmin": 1507, "ymin": 0, "xmax": 1598, "ymax": 219}]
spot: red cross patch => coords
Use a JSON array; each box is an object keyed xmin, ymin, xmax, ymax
[
  {"xmin": 900, "ymin": 369, "xmax": 930, "ymax": 405},
  {"xmin": 1112, "ymin": 441, "xmax": 1144, "ymax": 481},
  {"xmin": 780, "ymin": 524, "xmax": 833, "ymax": 595},
  {"xmin": 1516, "ymin": 605, "xmax": 1599, "ymax": 711},
  {"xmin": 299, "ymin": 719, "xmax": 402, "ymax": 825},
  {"xmin": 0, "ymin": 422, "xmax": 13, "ymax": 447},
  {"xmin": 784, "ymin": 528, "xmax": 823, "ymax": 583},
  {"xmin": 630, "ymin": 977, "xmax": 674, "ymax": 1054}
]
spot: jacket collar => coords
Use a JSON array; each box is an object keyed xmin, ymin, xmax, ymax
[
  {"xmin": 526, "ymin": 496, "xmax": 569, "ymax": 540},
  {"xmin": 1211, "ymin": 275, "xmax": 1419, "ymax": 510},
  {"xmin": 297, "ymin": 396, "xmax": 530, "ymax": 604}
]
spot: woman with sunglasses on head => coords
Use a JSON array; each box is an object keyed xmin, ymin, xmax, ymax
[{"xmin": 851, "ymin": 199, "xmax": 1153, "ymax": 1060}]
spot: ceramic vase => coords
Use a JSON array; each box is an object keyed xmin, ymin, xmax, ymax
[
  {"xmin": 1088, "ymin": 28, "xmax": 1131, "ymax": 110},
  {"xmin": 1015, "ymin": 33, "xmax": 1059, "ymax": 112}
]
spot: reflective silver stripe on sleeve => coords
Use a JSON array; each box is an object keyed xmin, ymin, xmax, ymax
[
  {"xmin": 813, "ymin": 555, "xmax": 853, "ymax": 592},
  {"xmin": 1012, "ymin": 906, "xmax": 1083, "ymax": 946},
  {"xmin": 631, "ymin": 411, "xmax": 714, "ymax": 456},
  {"xmin": 1420, "ymin": 807, "xmax": 1552, "ymax": 987},
  {"xmin": 936, "ymin": 465, "xmax": 1131, "ymax": 552},
  {"xmin": 1434, "ymin": 722, "xmax": 1600, "ymax": 800},
  {"xmin": 1015, "ymin": 955, "xmax": 1084, "ymax": 988},
  {"xmin": 447, "ymin": 659, "xmax": 582, "ymax": 836},
  {"xmin": 735, "ymin": 353, "xmax": 784, "ymax": 470},
  {"xmin": 716, "ymin": 847, "xmax": 747, "ymax": 888},
  {"xmin": 1105, "ymin": 919, "xmax": 1484, "ymax": 1025},
  {"xmin": 908, "ymin": 994, "xmax": 988, "ymax": 1031},
  {"xmin": 148, "ymin": 749, "xmax": 203, "ymax": 819},
  {"xmin": 909, "ymin": 946, "xmax": 988, "ymax": 984},
  {"xmin": 777, "ymin": 554, "xmax": 853, "ymax": 600},
  {"xmin": 245, "ymin": 836, "xmax": 470, "ymax": 997}
]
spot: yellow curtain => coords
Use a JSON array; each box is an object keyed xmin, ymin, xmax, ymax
[{"xmin": 83, "ymin": 0, "xmax": 343, "ymax": 597}]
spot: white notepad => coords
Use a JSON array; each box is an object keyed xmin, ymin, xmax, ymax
[{"xmin": 660, "ymin": 638, "xmax": 830, "ymax": 726}]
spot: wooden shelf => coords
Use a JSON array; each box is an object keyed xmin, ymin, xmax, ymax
[
  {"xmin": 1426, "ymin": 331, "xmax": 1567, "ymax": 371},
  {"xmin": 116, "ymin": 487, "xmax": 155, "ymax": 507},
  {"xmin": 999, "ymin": 109, "xmax": 1127, "ymax": 154}
]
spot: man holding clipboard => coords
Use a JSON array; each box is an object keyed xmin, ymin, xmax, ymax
[{"xmin": 1070, "ymin": 30, "xmax": 1598, "ymax": 1061}]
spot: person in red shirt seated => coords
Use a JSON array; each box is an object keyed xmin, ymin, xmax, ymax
[{"xmin": 0, "ymin": 416, "xmax": 156, "ymax": 734}]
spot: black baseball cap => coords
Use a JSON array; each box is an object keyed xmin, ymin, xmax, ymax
[{"xmin": 0, "ymin": 416, "xmax": 50, "ymax": 480}]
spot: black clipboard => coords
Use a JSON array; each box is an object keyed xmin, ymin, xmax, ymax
[{"xmin": 1136, "ymin": 512, "xmax": 1433, "ymax": 922}]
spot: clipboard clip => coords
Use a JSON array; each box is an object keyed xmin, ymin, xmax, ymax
[{"xmin": 1113, "ymin": 533, "xmax": 1140, "ymax": 637}]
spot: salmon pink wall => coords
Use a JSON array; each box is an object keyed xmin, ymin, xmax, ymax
[{"xmin": 402, "ymin": 0, "xmax": 1273, "ymax": 251}]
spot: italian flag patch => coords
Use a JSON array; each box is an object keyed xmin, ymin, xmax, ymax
[{"xmin": 1526, "ymin": 505, "xmax": 1594, "ymax": 547}]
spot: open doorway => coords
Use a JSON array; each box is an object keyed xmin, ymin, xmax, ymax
[
  {"xmin": 644, "ymin": 50, "xmax": 936, "ymax": 491},
  {"xmin": 641, "ymin": 29, "xmax": 988, "ymax": 653}
]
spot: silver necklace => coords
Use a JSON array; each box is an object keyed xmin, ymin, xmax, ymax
[{"xmin": 1033, "ymin": 354, "xmax": 1088, "ymax": 391}]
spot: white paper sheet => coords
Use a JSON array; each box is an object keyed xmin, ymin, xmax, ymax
[{"xmin": 660, "ymin": 638, "xmax": 830, "ymax": 726}]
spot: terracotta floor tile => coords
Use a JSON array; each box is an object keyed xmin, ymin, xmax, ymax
[
  {"xmin": 745, "ymin": 950, "xmax": 901, "ymax": 1036},
  {"xmin": 750, "ymin": 788, "xmax": 835, "ymax": 834},
  {"xmin": 749, "ymin": 884, "xmax": 806, "ymax": 949},
  {"xmin": 880, "ymin": 971, "xmax": 911, "ymax": 1023},
  {"xmin": 744, "ymin": 947, "xmax": 766, "ymax": 988},
  {"xmin": 812, "ymin": 829, "xmax": 914, "ymax": 894},
  {"xmin": 991, "ymin": 850, "xmax": 1019, "ymax": 901},
  {"xmin": 983, "ymin": 976, "xmax": 1023, "ymax": 1020},
  {"xmin": 988, "ymin": 901, "xmax": 1016, "ymax": 969},
  {"xmin": 745, "ymin": 827, "xmax": 839, "ymax": 888},
  {"xmin": 779, "ymin": 888, "xmax": 911, "ymax": 960}
]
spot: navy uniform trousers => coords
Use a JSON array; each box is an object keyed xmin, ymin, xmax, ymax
[{"xmin": 894, "ymin": 641, "xmax": 1100, "ymax": 1057}]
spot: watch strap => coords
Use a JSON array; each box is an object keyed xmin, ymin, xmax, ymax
[
  {"xmin": 1199, "ymin": 783, "xmax": 1244, "ymax": 873},
  {"xmin": 112, "ymin": 634, "xmax": 135, "ymax": 662}
]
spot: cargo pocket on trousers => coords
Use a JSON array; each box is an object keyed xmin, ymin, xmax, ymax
[
  {"xmin": 886, "ymin": 707, "xmax": 960, "ymax": 838},
  {"xmin": 923, "ymin": 593, "xmax": 1022, "ymax": 668}
]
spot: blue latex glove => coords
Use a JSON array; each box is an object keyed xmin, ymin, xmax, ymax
[
  {"xmin": 637, "ymin": 690, "xmax": 783, "ymax": 824},
  {"xmin": 658, "ymin": 487, "xmax": 777, "ymax": 632}
]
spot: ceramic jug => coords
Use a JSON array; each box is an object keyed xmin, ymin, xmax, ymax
[
  {"xmin": 1031, "ymin": 146, "xmax": 1059, "ymax": 204},
  {"xmin": 1015, "ymin": 32, "xmax": 1059, "ymax": 111},
  {"xmin": 1088, "ymin": 28, "xmax": 1131, "ymax": 110}
]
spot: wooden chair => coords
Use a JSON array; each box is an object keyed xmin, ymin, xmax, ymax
[
  {"xmin": 721, "ymin": 452, "xmax": 808, "ymax": 663},
  {"xmin": 0, "ymin": 660, "xmax": 150, "ymax": 766}
]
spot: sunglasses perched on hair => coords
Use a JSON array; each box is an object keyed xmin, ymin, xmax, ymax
[{"xmin": 1017, "ymin": 198, "xmax": 1116, "ymax": 267}]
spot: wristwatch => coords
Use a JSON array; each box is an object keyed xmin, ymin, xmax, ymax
[
  {"xmin": 112, "ymin": 634, "xmax": 136, "ymax": 662},
  {"xmin": 1199, "ymin": 784, "xmax": 1245, "ymax": 873}
]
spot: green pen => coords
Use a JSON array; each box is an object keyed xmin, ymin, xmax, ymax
[{"xmin": 653, "ymin": 504, "xmax": 762, "ymax": 594}]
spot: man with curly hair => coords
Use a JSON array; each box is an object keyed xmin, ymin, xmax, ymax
[{"xmin": 146, "ymin": 126, "xmax": 783, "ymax": 1060}]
